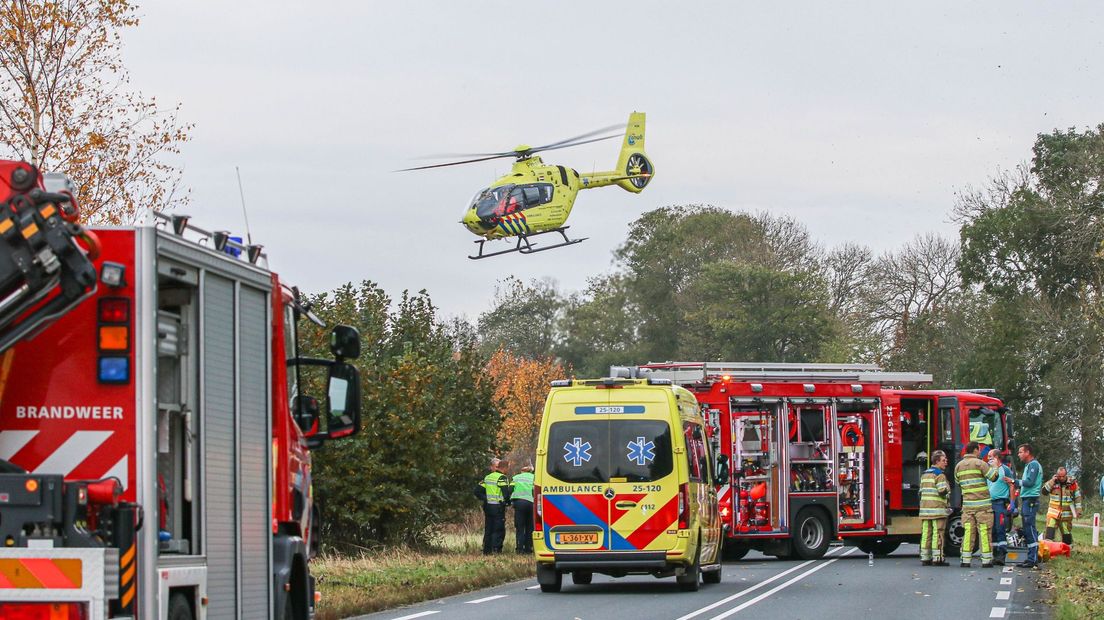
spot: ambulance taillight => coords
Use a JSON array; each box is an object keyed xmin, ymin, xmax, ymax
[
  {"xmin": 534, "ymin": 485, "xmax": 543, "ymax": 529},
  {"xmin": 678, "ymin": 483, "xmax": 690, "ymax": 529}
]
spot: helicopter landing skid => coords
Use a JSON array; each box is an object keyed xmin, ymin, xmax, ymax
[{"xmin": 469, "ymin": 227, "xmax": 588, "ymax": 260}]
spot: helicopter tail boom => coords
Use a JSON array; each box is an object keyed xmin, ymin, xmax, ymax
[{"xmin": 578, "ymin": 112, "xmax": 654, "ymax": 193}]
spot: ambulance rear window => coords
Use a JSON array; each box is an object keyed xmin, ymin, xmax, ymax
[{"xmin": 546, "ymin": 420, "xmax": 673, "ymax": 483}]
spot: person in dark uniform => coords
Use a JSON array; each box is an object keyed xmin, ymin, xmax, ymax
[
  {"xmin": 475, "ymin": 458, "xmax": 511, "ymax": 554},
  {"xmin": 511, "ymin": 462, "xmax": 535, "ymax": 554}
]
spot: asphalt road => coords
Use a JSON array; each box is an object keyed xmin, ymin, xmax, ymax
[{"xmin": 351, "ymin": 544, "xmax": 1049, "ymax": 620}]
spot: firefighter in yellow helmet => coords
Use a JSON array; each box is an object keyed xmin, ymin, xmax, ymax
[
  {"xmin": 1042, "ymin": 466, "xmax": 1082, "ymax": 545},
  {"xmin": 954, "ymin": 441, "xmax": 1000, "ymax": 568},
  {"xmin": 919, "ymin": 450, "xmax": 951, "ymax": 566}
]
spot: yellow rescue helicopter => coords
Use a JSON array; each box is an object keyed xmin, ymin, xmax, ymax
[{"xmin": 400, "ymin": 112, "xmax": 653, "ymax": 259}]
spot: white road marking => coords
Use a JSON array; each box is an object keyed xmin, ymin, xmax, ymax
[
  {"xmin": 465, "ymin": 594, "xmax": 508, "ymax": 604},
  {"xmin": 525, "ymin": 585, "xmax": 541, "ymax": 590},
  {"xmin": 675, "ymin": 547, "xmax": 846, "ymax": 620},
  {"xmin": 996, "ymin": 591, "xmax": 1010, "ymax": 600},
  {"xmin": 989, "ymin": 607, "xmax": 1006, "ymax": 618},
  {"xmin": 708, "ymin": 548, "xmax": 858, "ymax": 620},
  {"xmin": 392, "ymin": 611, "xmax": 439, "ymax": 620},
  {"xmin": 1000, "ymin": 577, "xmax": 1013, "ymax": 585},
  {"xmin": 1002, "ymin": 566, "xmax": 1013, "ymax": 573}
]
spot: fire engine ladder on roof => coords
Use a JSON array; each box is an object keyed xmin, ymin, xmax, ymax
[{"xmin": 613, "ymin": 362, "xmax": 933, "ymax": 386}]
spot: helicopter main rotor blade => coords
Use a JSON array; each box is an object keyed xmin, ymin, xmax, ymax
[
  {"xmin": 395, "ymin": 153, "xmax": 516, "ymax": 172},
  {"xmin": 530, "ymin": 123, "xmax": 625, "ymax": 152},
  {"xmin": 406, "ymin": 123, "xmax": 627, "ymax": 162},
  {"xmin": 529, "ymin": 133, "xmax": 622, "ymax": 155}
]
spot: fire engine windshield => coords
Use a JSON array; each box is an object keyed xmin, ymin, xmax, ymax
[
  {"xmin": 546, "ymin": 420, "xmax": 674, "ymax": 483},
  {"xmin": 968, "ymin": 407, "xmax": 1004, "ymax": 450}
]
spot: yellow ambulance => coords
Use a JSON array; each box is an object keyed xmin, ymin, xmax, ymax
[{"xmin": 532, "ymin": 378, "xmax": 724, "ymax": 592}]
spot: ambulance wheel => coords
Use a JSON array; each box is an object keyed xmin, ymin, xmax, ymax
[
  {"xmin": 571, "ymin": 571, "xmax": 593, "ymax": 585},
  {"xmin": 792, "ymin": 510, "xmax": 830, "ymax": 560},
  {"xmin": 677, "ymin": 548, "xmax": 701, "ymax": 592},
  {"xmin": 702, "ymin": 563, "xmax": 722, "ymax": 584},
  {"xmin": 168, "ymin": 592, "xmax": 193, "ymax": 620},
  {"xmin": 537, "ymin": 564, "xmax": 562, "ymax": 593}
]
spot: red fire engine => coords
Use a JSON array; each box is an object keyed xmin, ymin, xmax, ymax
[
  {"xmin": 0, "ymin": 161, "xmax": 362, "ymax": 619},
  {"xmin": 613, "ymin": 362, "xmax": 1012, "ymax": 560}
]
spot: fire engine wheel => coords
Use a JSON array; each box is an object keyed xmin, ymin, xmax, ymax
[
  {"xmin": 792, "ymin": 510, "xmax": 830, "ymax": 560},
  {"xmin": 677, "ymin": 546, "xmax": 702, "ymax": 592},
  {"xmin": 537, "ymin": 563, "xmax": 562, "ymax": 593},
  {"xmin": 945, "ymin": 514, "xmax": 965, "ymax": 556},
  {"xmin": 722, "ymin": 542, "xmax": 749, "ymax": 561},
  {"xmin": 571, "ymin": 570, "xmax": 593, "ymax": 585},
  {"xmin": 168, "ymin": 592, "xmax": 193, "ymax": 620}
]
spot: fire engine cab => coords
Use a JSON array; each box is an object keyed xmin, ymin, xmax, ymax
[
  {"xmin": 0, "ymin": 163, "xmax": 361, "ymax": 620},
  {"xmin": 612, "ymin": 363, "xmax": 1013, "ymax": 560}
]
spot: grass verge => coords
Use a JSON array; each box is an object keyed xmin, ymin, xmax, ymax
[
  {"xmin": 312, "ymin": 516, "xmax": 535, "ymax": 620},
  {"xmin": 1037, "ymin": 508, "xmax": 1104, "ymax": 620}
]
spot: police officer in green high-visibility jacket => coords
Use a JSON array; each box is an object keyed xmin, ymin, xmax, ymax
[
  {"xmin": 511, "ymin": 462, "xmax": 535, "ymax": 554},
  {"xmin": 954, "ymin": 441, "xmax": 1001, "ymax": 568},
  {"xmin": 475, "ymin": 458, "xmax": 511, "ymax": 554}
]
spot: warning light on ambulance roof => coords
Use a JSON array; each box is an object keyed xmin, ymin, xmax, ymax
[{"xmin": 25, "ymin": 479, "xmax": 38, "ymax": 492}]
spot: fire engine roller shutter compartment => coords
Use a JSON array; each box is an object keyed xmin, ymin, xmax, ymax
[{"xmin": 201, "ymin": 272, "xmax": 272, "ymax": 619}]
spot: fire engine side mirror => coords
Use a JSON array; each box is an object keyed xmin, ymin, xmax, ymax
[
  {"xmin": 325, "ymin": 362, "xmax": 361, "ymax": 440},
  {"xmin": 330, "ymin": 325, "xmax": 361, "ymax": 360}
]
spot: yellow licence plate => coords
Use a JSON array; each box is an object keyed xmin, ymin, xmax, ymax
[{"xmin": 556, "ymin": 533, "xmax": 598, "ymax": 544}]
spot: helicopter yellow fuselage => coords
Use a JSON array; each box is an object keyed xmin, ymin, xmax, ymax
[{"xmin": 461, "ymin": 112, "xmax": 652, "ymax": 240}]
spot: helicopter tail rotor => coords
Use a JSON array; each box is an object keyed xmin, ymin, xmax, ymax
[{"xmin": 615, "ymin": 112, "xmax": 653, "ymax": 193}]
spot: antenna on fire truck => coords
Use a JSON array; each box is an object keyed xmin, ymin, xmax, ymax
[{"xmin": 236, "ymin": 166, "xmax": 253, "ymax": 246}]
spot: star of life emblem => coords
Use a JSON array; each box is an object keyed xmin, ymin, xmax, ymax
[
  {"xmin": 563, "ymin": 437, "xmax": 592, "ymax": 467},
  {"xmin": 627, "ymin": 436, "xmax": 656, "ymax": 466}
]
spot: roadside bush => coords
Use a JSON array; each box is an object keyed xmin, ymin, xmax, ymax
[{"xmin": 301, "ymin": 282, "xmax": 500, "ymax": 547}]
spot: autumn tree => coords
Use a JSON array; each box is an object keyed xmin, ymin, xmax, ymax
[
  {"xmin": 0, "ymin": 0, "xmax": 190, "ymax": 224},
  {"xmin": 485, "ymin": 349, "xmax": 566, "ymax": 464}
]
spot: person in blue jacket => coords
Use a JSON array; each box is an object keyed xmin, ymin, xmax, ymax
[{"xmin": 1004, "ymin": 443, "xmax": 1043, "ymax": 569}]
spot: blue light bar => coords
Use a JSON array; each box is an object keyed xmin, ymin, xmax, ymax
[{"xmin": 98, "ymin": 356, "xmax": 129, "ymax": 384}]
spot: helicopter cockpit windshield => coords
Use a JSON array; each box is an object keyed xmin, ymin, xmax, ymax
[{"xmin": 471, "ymin": 183, "xmax": 554, "ymax": 221}]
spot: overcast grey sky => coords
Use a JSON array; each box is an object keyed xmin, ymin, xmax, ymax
[{"xmin": 122, "ymin": 1, "xmax": 1103, "ymax": 320}]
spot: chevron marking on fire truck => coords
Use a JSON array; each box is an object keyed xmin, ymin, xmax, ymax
[
  {"xmin": 0, "ymin": 430, "xmax": 126, "ymax": 488},
  {"xmin": 0, "ymin": 558, "xmax": 83, "ymax": 589}
]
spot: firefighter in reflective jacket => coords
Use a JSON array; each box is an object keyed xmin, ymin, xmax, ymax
[
  {"xmin": 919, "ymin": 450, "xmax": 951, "ymax": 566},
  {"xmin": 475, "ymin": 458, "xmax": 512, "ymax": 554},
  {"xmin": 1042, "ymin": 467, "xmax": 1082, "ymax": 545},
  {"xmin": 954, "ymin": 441, "xmax": 1001, "ymax": 567}
]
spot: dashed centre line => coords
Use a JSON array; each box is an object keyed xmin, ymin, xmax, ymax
[
  {"xmin": 995, "ymin": 591, "xmax": 1010, "ymax": 601},
  {"xmin": 392, "ymin": 611, "xmax": 440, "ymax": 620},
  {"xmin": 989, "ymin": 607, "xmax": 1006, "ymax": 618},
  {"xmin": 466, "ymin": 594, "xmax": 509, "ymax": 604}
]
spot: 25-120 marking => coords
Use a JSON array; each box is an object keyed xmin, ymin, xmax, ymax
[{"xmin": 632, "ymin": 484, "xmax": 661, "ymax": 492}]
